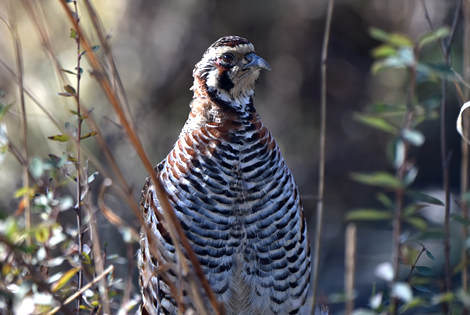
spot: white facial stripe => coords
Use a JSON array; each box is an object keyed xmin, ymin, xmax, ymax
[{"xmin": 206, "ymin": 70, "xmax": 219, "ymax": 88}]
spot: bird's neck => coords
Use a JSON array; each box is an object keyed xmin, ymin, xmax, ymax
[
  {"xmin": 182, "ymin": 81, "xmax": 259, "ymax": 135},
  {"xmin": 191, "ymin": 75, "xmax": 256, "ymax": 117}
]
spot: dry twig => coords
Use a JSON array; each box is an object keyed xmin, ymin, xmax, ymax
[
  {"xmin": 312, "ymin": 0, "xmax": 335, "ymax": 311},
  {"xmin": 345, "ymin": 224, "xmax": 356, "ymax": 315},
  {"xmin": 8, "ymin": 0, "xmax": 30, "ymax": 245}
]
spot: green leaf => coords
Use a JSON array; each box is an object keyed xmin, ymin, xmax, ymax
[
  {"xmin": 346, "ymin": 209, "xmax": 392, "ymax": 221},
  {"xmin": 81, "ymin": 252, "xmax": 92, "ymax": 265},
  {"xmin": 418, "ymin": 228, "xmax": 445, "ymax": 239},
  {"xmin": 425, "ymin": 250, "xmax": 435, "ymax": 260},
  {"xmin": 399, "ymin": 298, "xmax": 427, "ymax": 313},
  {"xmin": 401, "ymin": 129, "xmax": 425, "ymax": 146},
  {"xmin": 372, "ymin": 45, "xmax": 397, "ymax": 59},
  {"xmin": 406, "ymin": 191, "xmax": 444, "ymax": 206},
  {"xmin": 403, "ymin": 204, "xmax": 421, "ymax": 216},
  {"xmin": 415, "ymin": 266, "xmax": 434, "ymax": 276},
  {"xmin": 371, "ymin": 60, "xmax": 387, "ymax": 74},
  {"xmin": 14, "ymin": 186, "xmax": 34, "ymax": 198},
  {"xmin": 404, "ymin": 216, "xmax": 427, "ymax": 230},
  {"xmin": 388, "ymin": 33, "xmax": 413, "ymax": 47},
  {"xmin": 461, "ymin": 191, "xmax": 470, "ymax": 202},
  {"xmin": 0, "ymin": 103, "xmax": 13, "ymax": 121},
  {"xmin": 80, "ymin": 131, "xmax": 97, "ymax": 140},
  {"xmin": 372, "ymin": 47, "xmax": 414, "ymax": 73},
  {"xmin": 67, "ymin": 154, "xmax": 78, "ymax": 163},
  {"xmin": 64, "ymin": 85, "xmax": 76, "ymax": 95},
  {"xmin": 417, "ymin": 62, "xmax": 454, "ymax": 78},
  {"xmin": 47, "ymin": 154, "xmax": 67, "ymax": 169},
  {"xmin": 60, "ymin": 69, "xmax": 76, "ymax": 75},
  {"xmin": 69, "ymin": 28, "xmax": 77, "ymax": 39},
  {"xmin": 48, "ymin": 134, "xmax": 69, "ymax": 142},
  {"xmin": 413, "ymin": 284, "xmax": 433, "ymax": 293},
  {"xmin": 376, "ymin": 193, "xmax": 393, "ymax": 208},
  {"xmin": 418, "ymin": 27, "xmax": 450, "ymax": 48},
  {"xmin": 80, "ymin": 45, "xmax": 100, "ymax": 57},
  {"xmin": 51, "ymin": 267, "xmax": 80, "ymax": 292},
  {"xmin": 58, "ymin": 92, "xmax": 73, "ymax": 97},
  {"xmin": 35, "ymin": 226, "xmax": 50, "ymax": 243},
  {"xmin": 432, "ymin": 292, "xmax": 455, "ymax": 305},
  {"xmin": 451, "ymin": 214, "xmax": 470, "ymax": 226},
  {"xmin": 354, "ymin": 114, "xmax": 398, "ymax": 134},
  {"xmin": 350, "ymin": 172, "xmax": 403, "ymax": 189},
  {"xmin": 370, "ymin": 27, "xmax": 391, "ymax": 42},
  {"xmin": 69, "ymin": 110, "xmax": 88, "ymax": 120}
]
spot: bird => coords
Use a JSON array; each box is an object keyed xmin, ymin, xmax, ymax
[{"xmin": 138, "ymin": 36, "xmax": 311, "ymax": 315}]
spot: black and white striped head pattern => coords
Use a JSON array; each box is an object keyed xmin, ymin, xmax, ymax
[{"xmin": 192, "ymin": 36, "xmax": 271, "ymax": 112}]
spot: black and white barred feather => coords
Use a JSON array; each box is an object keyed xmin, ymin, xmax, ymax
[{"xmin": 139, "ymin": 36, "xmax": 311, "ymax": 315}]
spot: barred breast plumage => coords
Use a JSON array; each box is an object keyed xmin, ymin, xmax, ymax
[{"xmin": 139, "ymin": 36, "xmax": 311, "ymax": 315}]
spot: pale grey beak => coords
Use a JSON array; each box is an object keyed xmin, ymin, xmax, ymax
[{"xmin": 243, "ymin": 52, "xmax": 271, "ymax": 71}]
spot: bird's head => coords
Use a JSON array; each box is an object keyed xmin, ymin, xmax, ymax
[{"xmin": 192, "ymin": 36, "xmax": 270, "ymax": 112}]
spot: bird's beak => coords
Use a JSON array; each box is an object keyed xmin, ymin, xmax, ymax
[{"xmin": 243, "ymin": 52, "xmax": 271, "ymax": 71}]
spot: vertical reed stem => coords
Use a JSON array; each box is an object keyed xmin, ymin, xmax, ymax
[
  {"xmin": 345, "ymin": 224, "xmax": 356, "ymax": 315},
  {"xmin": 312, "ymin": 0, "xmax": 335, "ymax": 310}
]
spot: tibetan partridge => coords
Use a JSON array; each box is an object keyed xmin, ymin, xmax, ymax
[{"xmin": 139, "ymin": 36, "xmax": 311, "ymax": 315}]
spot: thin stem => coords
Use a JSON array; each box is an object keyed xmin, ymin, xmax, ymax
[
  {"xmin": 441, "ymin": 0, "xmax": 462, "ymax": 299},
  {"xmin": 441, "ymin": 76, "xmax": 452, "ymax": 297},
  {"xmin": 82, "ymin": 0, "xmax": 134, "ymax": 130},
  {"xmin": 421, "ymin": 2, "xmax": 462, "ymax": 311},
  {"xmin": 83, "ymin": 191, "xmax": 111, "ymax": 315},
  {"xmin": 391, "ymin": 183, "xmax": 404, "ymax": 315},
  {"xmin": 406, "ymin": 245, "xmax": 426, "ymax": 282},
  {"xmin": 462, "ymin": 0, "xmax": 470, "ymax": 307},
  {"xmin": 72, "ymin": 1, "xmax": 84, "ymax": 314},
  {"xmin": 9, "ymin": 0, "xmax": 30, "ymax": 245},
  {"xmin": 312, "ymin": 0, "xmax": 334, "ymax": 310},
  {"xmin": 391, "ymin": 58, "xmax": 417, "ymax": 315}
]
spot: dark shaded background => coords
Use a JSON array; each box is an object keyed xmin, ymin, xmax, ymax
[{"xmin": 0, "ymin": 0, "xmax": 464, "ymax": 311}]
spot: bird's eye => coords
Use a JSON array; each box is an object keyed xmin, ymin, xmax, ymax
[{"xmin": 220, "ymin": 53, "xmax": 234, "ymax": 64}]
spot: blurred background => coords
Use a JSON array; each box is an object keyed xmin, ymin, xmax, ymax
[{"xmin": 0, "ymin": 0, "xmax": 465, "ymax": 312}]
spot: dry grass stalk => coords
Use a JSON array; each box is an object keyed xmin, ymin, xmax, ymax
[
  {"xmin": 312, "ymin": 0, "xmax": 335, "ymax": 311},
  {"xmin": 345, "ymin": 224, "xmax": 356, "ymax": 315},
  {"xmin": 8, "ymin": 0, "xmax": 31, "ymax": 245},
  {"xmin": 57, "ymin": 0, "xmax": 222, "ymax": 313},
  {"xmin": 2, "ymin": 1, "xmax": 200, "ymax": 312},
  {"xmin": 47, "ymin": 265, "xmax": 115, "ymax": 315}
]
